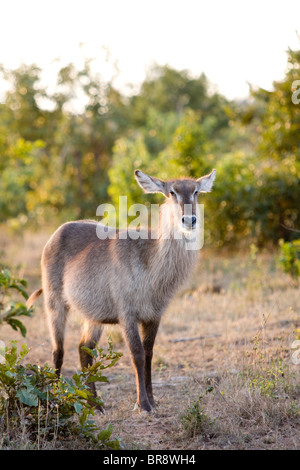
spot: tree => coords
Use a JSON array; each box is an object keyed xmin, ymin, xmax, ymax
[
  {"xmin": 0, "ymin": 64, "xmax": 59, "ymax": 143},
  {"xmin": 250, "ymin": 46, "xmax": 300, "ymax": 240},
  {"xmin": 128, "ymin": 65, "xmax": 230, "ymax": 129},
  {"xmin": 0, "ymin": 60, "xmax": 130, "ymax": 223},
  {"xmin": 254, "ymin": 47, "xmax": 300, "ymax": 162},
  {"xmin": 108, "ymin": 134, "xmax": 154, "ymax": 211},
  {"xmin": 51, "ymin": 60, "xmax": 130, "ymax": 218}
]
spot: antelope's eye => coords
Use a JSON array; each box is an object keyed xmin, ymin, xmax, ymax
[
  {"xmin": 194, "ymin": 190, "xmax": 199, "ymax": 196},
  {"xmin": 170, "ymin": 190, "xmax": 175, "ymax": 196}
]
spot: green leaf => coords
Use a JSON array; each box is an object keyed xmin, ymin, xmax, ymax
[
  {"xmin": 75, "ymin": 389, "xmax": 89, "ymax": 399},
  {"xmin": 72, "ymin": 372, "xmax": 84, "ymax": 387},
  {"xmin": 105, "ymin": 438, "xmax": 122, "ymax": 450},
  {"xmin": 5, "ymin": 370, "xmax": 16, "ymax": 378},
  {"xmin": 87, "ymin": 375, "xmax": 109, "ymax": 383},
  {"xmin": 80, "ymin": 346, "xmax": 97, "ymax": 358},
  {"xmin": 16, "ymin": 388, "xmax": 39, "ymax": 407},
  {"xmin": 97, "ymin": 423, "xmax": 113, "ymax": 441},
  {"xmin": 6, "ymin": 318, "xmax": 27, "ymax": 337},
  {"xmin": 74, "ymin": 401, "xmax": 83, "ymax": 414},
  {"xmin": 9, "ymin": 282, "xmax": 29, "ymax": 300},
  {"xmin": 5, "ymin": 341, "xmax": 18, "ymax": 367},
  {"xmin": 78, "ymin": 407, "xmax": 91, "ymax": 426},
  {"xmin": 34, "ymin": 389, "xmax": 48, "ymax": 400},
  {"xmin": 19, "ymin": 343, "xmax": 29, "ymax": 359}
]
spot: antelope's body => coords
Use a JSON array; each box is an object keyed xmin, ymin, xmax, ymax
[{"xmin": 28, "ymin": 169, "xmax": 216, "ymax": 413}]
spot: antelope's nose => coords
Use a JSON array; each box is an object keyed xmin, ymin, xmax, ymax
[{"xmin": 181, "ymin": 215, "xmax": 197, "ymax": 228}]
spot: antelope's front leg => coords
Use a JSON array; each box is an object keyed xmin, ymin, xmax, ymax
[
  {"xmin": 121, "ymin": 317, "xmax": 152, "ymax": 413},
  {"xmin": 141, "ymin": 320, "xmax": 160, "ymax": 408}
]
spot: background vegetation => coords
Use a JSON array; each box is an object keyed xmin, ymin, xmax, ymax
[{"xmin": 0, "ymin": 46, "xmax": 300, "ymax": 247}]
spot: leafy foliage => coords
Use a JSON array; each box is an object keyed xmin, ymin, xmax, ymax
[
  {"xmin": 253, "ymin": 48, "xmax": 300, "ymax": 163},
  {"xmin": 0, "ymin": 268, "xmax": 32, "ymax": 337},
  {"xmin": 278, "ymin": 238, "xmax": 300, "ymax": 285},
  {"xmin": 180, "ymin": 394, "xmax": 214, "ymax": 437},
  {"xmin": 0, "ymin": 339, "xmax": 122, "ymax": 449},
  {"xmin": 0, "ymin": 46, "xmax": 300, "ymax": 246}
]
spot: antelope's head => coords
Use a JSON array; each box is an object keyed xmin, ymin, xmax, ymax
[{"xmin": 134, "ymin": 169, "xmax": 216, "ymax": 239}]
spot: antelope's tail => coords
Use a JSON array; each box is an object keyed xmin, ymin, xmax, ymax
[{"xmin": 26, "ymin": 288, "xmax": 43, "ymax": 309}]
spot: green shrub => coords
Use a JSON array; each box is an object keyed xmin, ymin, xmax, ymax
[
  {"xmin": 249, "ymin": 359, "xmax": 286, "ymax": 398},
  {"xmin": 278, "ymin": 239, "xmax": 300, "ymax": 286},
  {"xmin": 0, "ymin": 267, "xmax": 32, "ymax": 337},
  {"xmin": 180, "ymin": 395, "xmax": 213, "ymax": 437},
  {"xmin": 0, "ymin": 339, "xmax": 122, "ymax": 449}
]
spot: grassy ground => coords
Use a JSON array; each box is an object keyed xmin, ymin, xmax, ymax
[{"xmin": 0, "ymin": 229, "xmax": 299, "ymax": 450}]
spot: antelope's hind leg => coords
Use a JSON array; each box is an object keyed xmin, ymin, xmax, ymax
[
  {"xmin": 79, "ymin": 320, "xmax": 104, "ymax": 411},
  {"xmin": 45, "ymin": 294, "xmax": 68, "ymax": 377}
]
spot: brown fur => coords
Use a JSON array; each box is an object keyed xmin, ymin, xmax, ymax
[{"xmin": 28, "ymin": 169, "xmax": 216, "ymax": 413}]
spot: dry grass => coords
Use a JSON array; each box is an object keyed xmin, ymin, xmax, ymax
[{"xmin": 0, "ymin": 229, "xmax": 299, "ymax": 450}]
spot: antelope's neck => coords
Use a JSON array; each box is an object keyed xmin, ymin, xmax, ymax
[{"xmin": 147, "ymin": 232, "xmax": 198, "ymax": 295}]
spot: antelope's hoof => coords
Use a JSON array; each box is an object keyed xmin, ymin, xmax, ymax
[
  {"xmin": 140, "ymin": 409, "xmax": 152, "ymax": 416},
  {"xmin": 89, "ymin": 401, "xmax": 105, "ymax": 414},
  {"xmin": 133, "ymin": 402, "xmax": 152, "ymax": 414},
  {"xmin": 95, "ymin": 404, "xmax": 105, "ymax": 414}
]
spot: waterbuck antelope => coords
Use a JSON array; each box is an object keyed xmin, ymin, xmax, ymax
[{"xmin": 27, "ymin": 168, "xmax": 216, "ymax": 413}]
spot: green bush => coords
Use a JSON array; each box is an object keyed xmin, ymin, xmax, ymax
[
  {"xmin": 0, "ymin": 267, "xmax": 32, "ymax": 337},
  {"xmin": 180, "ymin": 395, "xmax": 213, "ymax": 437},
  {"xmin": 278, "ymin": 238, "xmax": 300, "ymax": 285},
  {"xmin": 0, "ymin": 339, "xmax": 122, "ymax": 449}
]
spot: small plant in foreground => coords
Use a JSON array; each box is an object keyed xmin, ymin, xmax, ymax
[
  {"xmin": 180, "ymin": 394, "xmax": 214, "ymax": 437},
  {"xmin": 246, "ymin": 331, "xmax": 291, "ymax": 398},
  {"xmin": 0, "ymin": 267, "xmax": 32, "ymax": 337},
  {"xmin": 0, "ymin": 339, "xmax": 122, "ymax": 449},
  {"xmin": 249, "ymin": 359, "xmax": 286, "ymax": 398}
]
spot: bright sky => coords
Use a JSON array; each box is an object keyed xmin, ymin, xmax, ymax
[{"xmin": 1, "ymin": 0, "xmax": 300, "ymax": 100}]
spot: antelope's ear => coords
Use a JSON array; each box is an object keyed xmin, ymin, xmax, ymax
[
  {"xmin": 134, "ymin": 170, "xmax": 168, "ymax": 196},
  {"xmin": 196, "ymin": 169, "xmax": 216, "ymax": 193}
]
